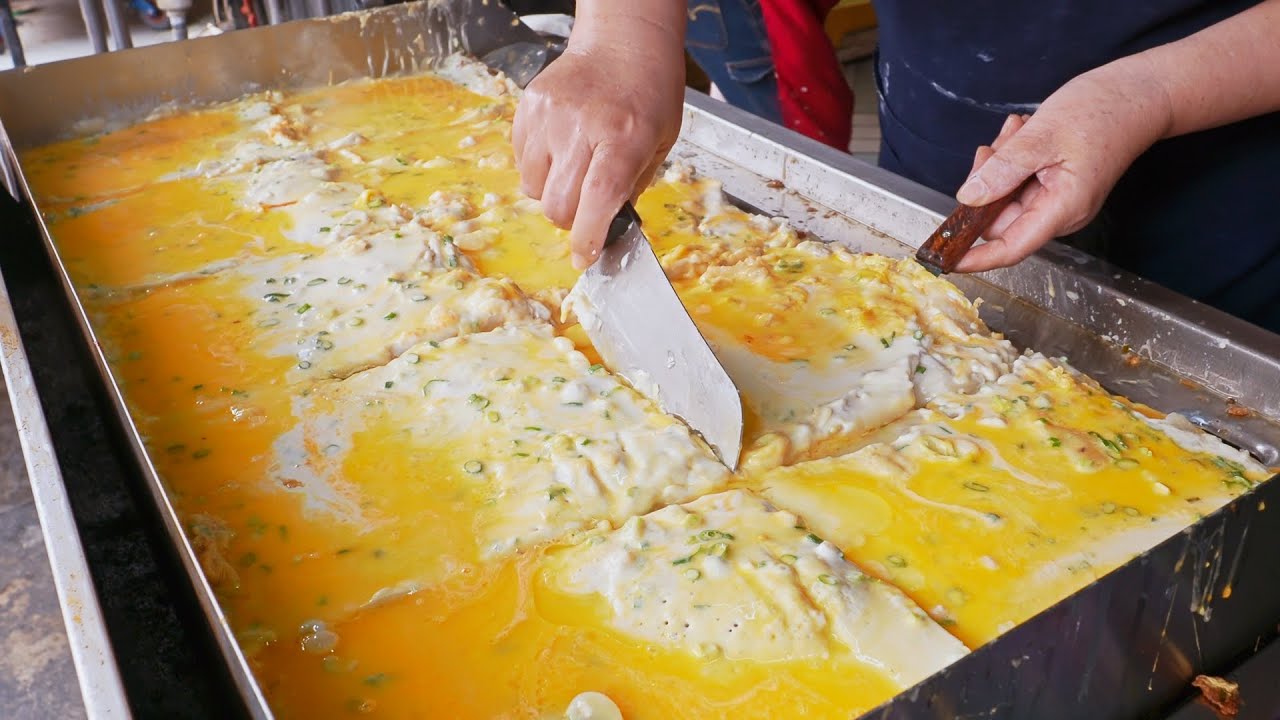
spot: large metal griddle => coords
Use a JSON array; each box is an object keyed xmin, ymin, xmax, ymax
[{"xmin": 1, "ymin": 2, "xmax": 1278, "ymax": 718}]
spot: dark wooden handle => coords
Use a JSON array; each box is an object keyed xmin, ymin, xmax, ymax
[
  {"xmin": 915, "ymin": 194, "xmax": 1018, "ymax": 275},
  {"xmin": 604, "ymin": 201, "xmax": 642, "ymax": 249}
]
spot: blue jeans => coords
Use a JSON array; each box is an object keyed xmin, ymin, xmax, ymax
[{"xmin": 684, "ymin": 0, "xmax": 784, "ymax": 126}]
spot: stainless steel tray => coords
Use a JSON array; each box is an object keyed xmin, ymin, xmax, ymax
[{"xmin": 1, "ymin": 3, "xmax": 1278, "ymax": 717}]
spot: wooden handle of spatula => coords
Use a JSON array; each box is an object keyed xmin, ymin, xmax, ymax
[{"xmin": 915, "ymin": 193, "xmax": 1019, "ymax": 276}]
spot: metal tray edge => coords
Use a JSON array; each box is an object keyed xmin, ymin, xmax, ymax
[
  {"xmin": 0, "ymin": 190, "xmax": 131, "ymax": 720},
  {"xmin": 1, "ymin": 126, "xmax": 273, "ymax": 720}
]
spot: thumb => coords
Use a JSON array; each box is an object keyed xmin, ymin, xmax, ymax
[{"xmin": 956, "ymin": 121, "xmax": 1048, "ymax": 206}]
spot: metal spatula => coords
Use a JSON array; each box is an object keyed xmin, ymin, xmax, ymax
[{"xmin": 467, "ymin": 3, "xmax": 744, "ymax": 468}]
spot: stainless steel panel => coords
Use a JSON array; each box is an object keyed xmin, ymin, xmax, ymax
[{"xmin": 0, "ymin": 2, "xmax": 1276, "ymax": 718}]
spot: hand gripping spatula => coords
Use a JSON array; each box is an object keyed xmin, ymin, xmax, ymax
[{"xmin": 464, "ymin": 2, "xmax": 744, "ymax": 469}]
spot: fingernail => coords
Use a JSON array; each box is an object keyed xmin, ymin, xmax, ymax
[
  {"xmin": 956, "ymin": 174, "xmax": 988, "ymax": 206},
  {"xmin": 571, "ymin": 252, "xmax": 588, "ymax": 270},
  {"xmin": 1000, "ymin": 115, "xmax": 1018, "ymax": 134}
]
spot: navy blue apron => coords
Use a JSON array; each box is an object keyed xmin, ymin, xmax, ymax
[{"xmin": 872, "ymin": 0, "xmax": 1280, "ymax": 333}]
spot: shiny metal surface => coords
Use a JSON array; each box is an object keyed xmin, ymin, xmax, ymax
[
  {"xmin": 0, "ymin": 2, "xmax": 1276, "ymax": 717},
  {"xmin": 76, "ymin": 0, "xmax": 109, "ymax": 54},
  {"xmin": 578, "ymin": 205, "xmax": 744, "ymax": 469},
  {"xmin": 100, "ymin": 0, "xmax": 131, "ymax": 50}
]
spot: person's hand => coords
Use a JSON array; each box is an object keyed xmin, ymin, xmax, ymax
[
  {"xmin": 512, "ymin": 19, "xmax": 685, "ymax": 270},
  {"xmin": 953, "ymin": 60, "xmax": 1175, "ymax": 272}
]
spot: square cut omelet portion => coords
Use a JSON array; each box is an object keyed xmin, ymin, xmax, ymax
[
  {"xmin": 758, "ymin": 353, "xmax": 1268, "ymax": 646},
  {"xmin": 24, "ymin": 56, "xmax": 1272, "ymax": 720}
]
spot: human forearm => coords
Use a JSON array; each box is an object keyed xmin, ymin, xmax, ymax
[
  {"xmin": 569, "ymin": 0, "xmax": 687, "ymax": 57},
  {"xmin": 1127, "ymin": 0, "xmax": 1280, "ymax": 138}
]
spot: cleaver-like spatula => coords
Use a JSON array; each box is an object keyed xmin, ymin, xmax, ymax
[
  {"xmin": 468, "ymin": 2, "xmax": 743, "ymax": 469},
  {"xmin": 572, "ymin": 204, "xmax": 744, "ymax": 469}
]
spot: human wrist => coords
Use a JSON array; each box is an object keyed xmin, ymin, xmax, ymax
[
  {"xmin": 568, "ymin": 1, "xmax": 686, "ymax": 59},
  {"xmin": 1086, "ymin": 55, "xmax": 1176, "ymax": 147}
]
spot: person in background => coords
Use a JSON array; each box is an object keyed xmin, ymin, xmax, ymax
[
  {"xmin": 130, "ymin": 0, "xmax": 171, "ymax": 30},
  {"xmin": 683, "ymin": 0, "xmax": 851, "ymax": 150},
  {"xmin": 512, "ymin": 0, "xmax": 1280, "ymax": 334}
]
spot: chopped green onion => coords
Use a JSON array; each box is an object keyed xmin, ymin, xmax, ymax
[
  {"xmin": 805, "ymin": 533, "xmax": 823, "ymax": 544},
  {"xmin": 818, "ymin": 574, "xmax": 837, "ymax": 585},
  {"xmin": 383, "ymin": 312, "xmax": 398, "ymax": 320},
  {"xmin": 1089, "ymin": 431, "xmax": 1123, "ymax": 458},
  {"xmin": 886, "ymin": 554, "xmax": 908, "ymax": 568},
  {"xmin": 683, "ymin": 568, "xmax": 701, "ymax": 581},
  {"xmin": 467, "ymin": 393, "xmax": 490, "ymax": 409},
  {"xmin": 307, "ymin": 278, "xmax": 327, "ymax": 286},
  {"xmin": 463, "ymin": 460, "xmax": 483, "ymax": 474},
  {"xmin": 296, "ymin": 303, "xmax": 312, "ymax": 314},
  {"xmin": 963, "ymin": 481, "xmax": 990, "ymax": 492}
]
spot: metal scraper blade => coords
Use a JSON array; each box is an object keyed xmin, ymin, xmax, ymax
[{"xmin": 575, "ymin": 204, "xmax": 743, "ymax": 470}]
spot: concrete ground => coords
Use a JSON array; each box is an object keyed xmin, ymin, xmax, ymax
[{"xmin": 0, "ymin": 370, "xmax": 85, "ymax": 720}]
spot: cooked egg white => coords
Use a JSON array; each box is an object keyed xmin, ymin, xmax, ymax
[
  {"xmin": 280, "ymin": 324, "xmax": 730, "ymax": 559},
  {"xmin": 545, "ymin": 489, "xmax": 967, "ymax": 683}
]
